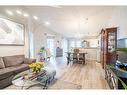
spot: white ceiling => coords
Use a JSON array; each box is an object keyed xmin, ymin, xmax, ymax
[{"xmin": 0, "ymin": 6, "xmax": 115, "ymax": 38}]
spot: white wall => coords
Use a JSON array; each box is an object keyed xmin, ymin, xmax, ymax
[
  {"xmin": 79, "ymin": 48, "xmax": 98, "ymax": 61},
  {"xmin": 1, "ymin": 7, "xmax": 127, "ymax": 59},
  {"xmin": 0, "ymin": 13, "xmax": 64, "ymax": 58},
  {"xmin": 33, "ymin": 23, "xmax": 63, "ymax": 59},
  {"xmin": 67, "ymin": 37, "xmax": 99, "ymax": 61},
  {"xmin": 0, "ymin": 14, "xmax": 29, "ymax": 57},
  {"xmin": 83, "ymin": 38, "xmax": 98, "ymax": 47},
  {"xmin": 82, "ymin": 37, "xmax": 99, "ymax": 61},
  {"xmin": 96, "ymin": 7, "xmax": 127, "ymax": 62},
  {"xmin": 106, "ymin": 7, "xmax": 127, "ymax": 39}
]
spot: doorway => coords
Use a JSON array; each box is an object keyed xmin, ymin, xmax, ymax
[
  {"xmin": 47, "ymin": 38, "xmax": 55, "ymax": 57},
  {"xmin": 62, "ymin": 38, "xmax": 68, "ymax": 56}
]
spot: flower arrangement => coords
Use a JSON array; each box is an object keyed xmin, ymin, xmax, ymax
[{"xmin": 29, "ymin": 62, "xmax": 44, "ymax": 73}]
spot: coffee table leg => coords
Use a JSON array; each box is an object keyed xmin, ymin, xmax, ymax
[{"xmin": 43, "ymin": 80, "xmax": 49, "ymax": 89}]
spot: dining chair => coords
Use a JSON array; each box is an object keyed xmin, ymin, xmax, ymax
[
  {"xmin": 78, "ymin": 53, "xmax": 84, "ymax": 64},
  {"xmin": 73, "ymin": 53, "xmax": 79, "ymax": 63}
]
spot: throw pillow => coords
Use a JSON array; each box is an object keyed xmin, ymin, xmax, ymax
[{"xmin": 0, "ymin": 57, "xmax": 5, "ymax": 69}]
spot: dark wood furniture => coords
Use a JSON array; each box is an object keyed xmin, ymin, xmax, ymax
[
  {"xmin": 78, "ymin": 53, "xmax": 85, "ymax": 64},
  {"xmin": 66, "ymin": 52, "xmax": 87, "ymax": 65},
  {"xmin": 100, "ymin": 29, "xmax": 105, "ymax": 69},
  {"xmin": 73, "ymin": 53, "xmax": 79, "ymax": 63},
  {"xmin": 100, "ymin": 27, "xmax": 117, "ymax": 69}
]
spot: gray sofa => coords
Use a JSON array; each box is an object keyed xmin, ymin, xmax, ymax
[{"xmin": 0, "ymin": 55, "xmax": 36, "ymax": 89}]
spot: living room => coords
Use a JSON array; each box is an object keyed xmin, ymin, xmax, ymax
[{"xmin": 0, "ymin": 5, "xmax": 127, "ymax": 91}]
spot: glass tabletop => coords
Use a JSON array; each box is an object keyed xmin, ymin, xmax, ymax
[{"xmin": 12, "ymin": 69, "xmax": 46, "ymax": 89}]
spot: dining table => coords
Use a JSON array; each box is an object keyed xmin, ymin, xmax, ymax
[{"xmin": 66, "ymin": 52, "xmax": 87, "ymax": 65}]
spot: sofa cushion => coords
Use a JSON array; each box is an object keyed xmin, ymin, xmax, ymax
[
  {"xmin": 0, "ymin": 64, "xmax": 29, "ymax": 80},
  {"xmin": 0, "ymin": 75, "xmax": 14, "ymax": 89},
  {"xmin": 12, "ymin": 64, "xmax": 29, "ymax": 74},
  {"xmin": 3, "ymin": 55, "xmax": 25, "ymax": 67},
  {"xmin": 0, "ymin": 57, "xmax": 5, "ymax": 69},
  {"xmin": 0, "ymin": 67, "xmax": 15, "ymax": 80},
  {"xmin": 24, "ymin": 58, "xmax": 36, "ymax": 64}
]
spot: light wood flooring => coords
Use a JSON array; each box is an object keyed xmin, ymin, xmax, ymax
[
  {"xmin": 6, "ymin": 57, "xmax": 110, "ymax": 89},
  {"xmin": 55, "ymin": 59, "xmax": 110, "ymax": 89}
]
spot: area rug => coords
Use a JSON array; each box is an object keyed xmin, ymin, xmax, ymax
[{"xmin": 6, "ymin": 79, "xmax": 82, "ymax": 90}]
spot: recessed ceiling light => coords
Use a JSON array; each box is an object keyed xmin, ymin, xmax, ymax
[
  {"xmin": 6, "ymin": 10, "xmax": 13, "ymax": 16},
  {"xmin": 16, "ymin": 10, "xmax": 22, "ymax": 15},
  {"xmin": 33, "ymin": 16, "xmax": 38, "ymax": 20},
  {"xmin": 44, "ymin": 21, "xmax": 50, "ymax": 26},
  {"xmin": 23, "ymin": 13, "xmax": 29, "ymax": 17}
]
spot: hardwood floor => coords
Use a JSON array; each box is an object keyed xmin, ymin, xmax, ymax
[
  {"xmin": 54, "ymin": 58, "xmax": 110, "ymax": 89},
  {"xmin": 6, "ymin": 57, "xmax": 110, "ymax": 89}
]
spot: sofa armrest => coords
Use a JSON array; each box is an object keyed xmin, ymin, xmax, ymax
[{"xmin": 24, "ymin": 58, "xmax": 36, "ymax": 64}]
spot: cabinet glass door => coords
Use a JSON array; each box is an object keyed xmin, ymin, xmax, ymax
[{"xmin": 108, "ymin": 32, "xmax": 116, "ymax": 52}]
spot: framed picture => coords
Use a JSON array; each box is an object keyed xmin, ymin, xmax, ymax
[{"xmin": 0, "ymin": 17, "xmax": 24, "ymax": 45}]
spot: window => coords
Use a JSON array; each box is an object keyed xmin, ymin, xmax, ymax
[
  {"xmin": 47, "ymin": 38, "xmax": 55, "ymax": 56},
  {"xmin": 62, "ymin": 38, "xmax": 68, "ymax": 56},
  {"xmin": 70, "ymin": 40, "xmax": 75, "ymax": 48},
  {"xmin": 76, "ymin": 40, "xmax": 81, "ymax": 47},
  {"xmin": 69, "ymin": 39, "xmax": 81, "ymax": 51},
  {"xmin": 29, "ymin": 32, "xmax": 34, "ymax": 58}
]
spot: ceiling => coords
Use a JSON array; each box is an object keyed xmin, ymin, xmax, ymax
[{"xmin": 0, "ymin": 6, "xmax": 115, "ymax": 38}]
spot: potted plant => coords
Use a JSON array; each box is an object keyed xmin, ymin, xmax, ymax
[
  {"xmin": 107, "ymin": 48, "xmax": 127, "ymax": 89},
  {"xmin": 107, "ymin": 65, "xmax": 127, "ymax": 89},
  {"xmin": 114, "ymin": 48, "xmax": 127, "ymax": 53},
  {"xmin": 38, "ymin": 47, "xmax": 46, "ymax": 61}
]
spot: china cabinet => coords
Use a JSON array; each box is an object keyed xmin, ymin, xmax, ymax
[{"xmin": 100, "ymin": 27, "xmax": 117, "ymax": 69}]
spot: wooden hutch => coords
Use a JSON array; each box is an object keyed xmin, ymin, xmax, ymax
[{"xmin": 100, "ymin": 27, "xmax": 117, "ymax": 69}]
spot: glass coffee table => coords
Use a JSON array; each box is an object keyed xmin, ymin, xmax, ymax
[{"xmin": 12, "ymin": 68, "xmax": 56, "ymax": 89}]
